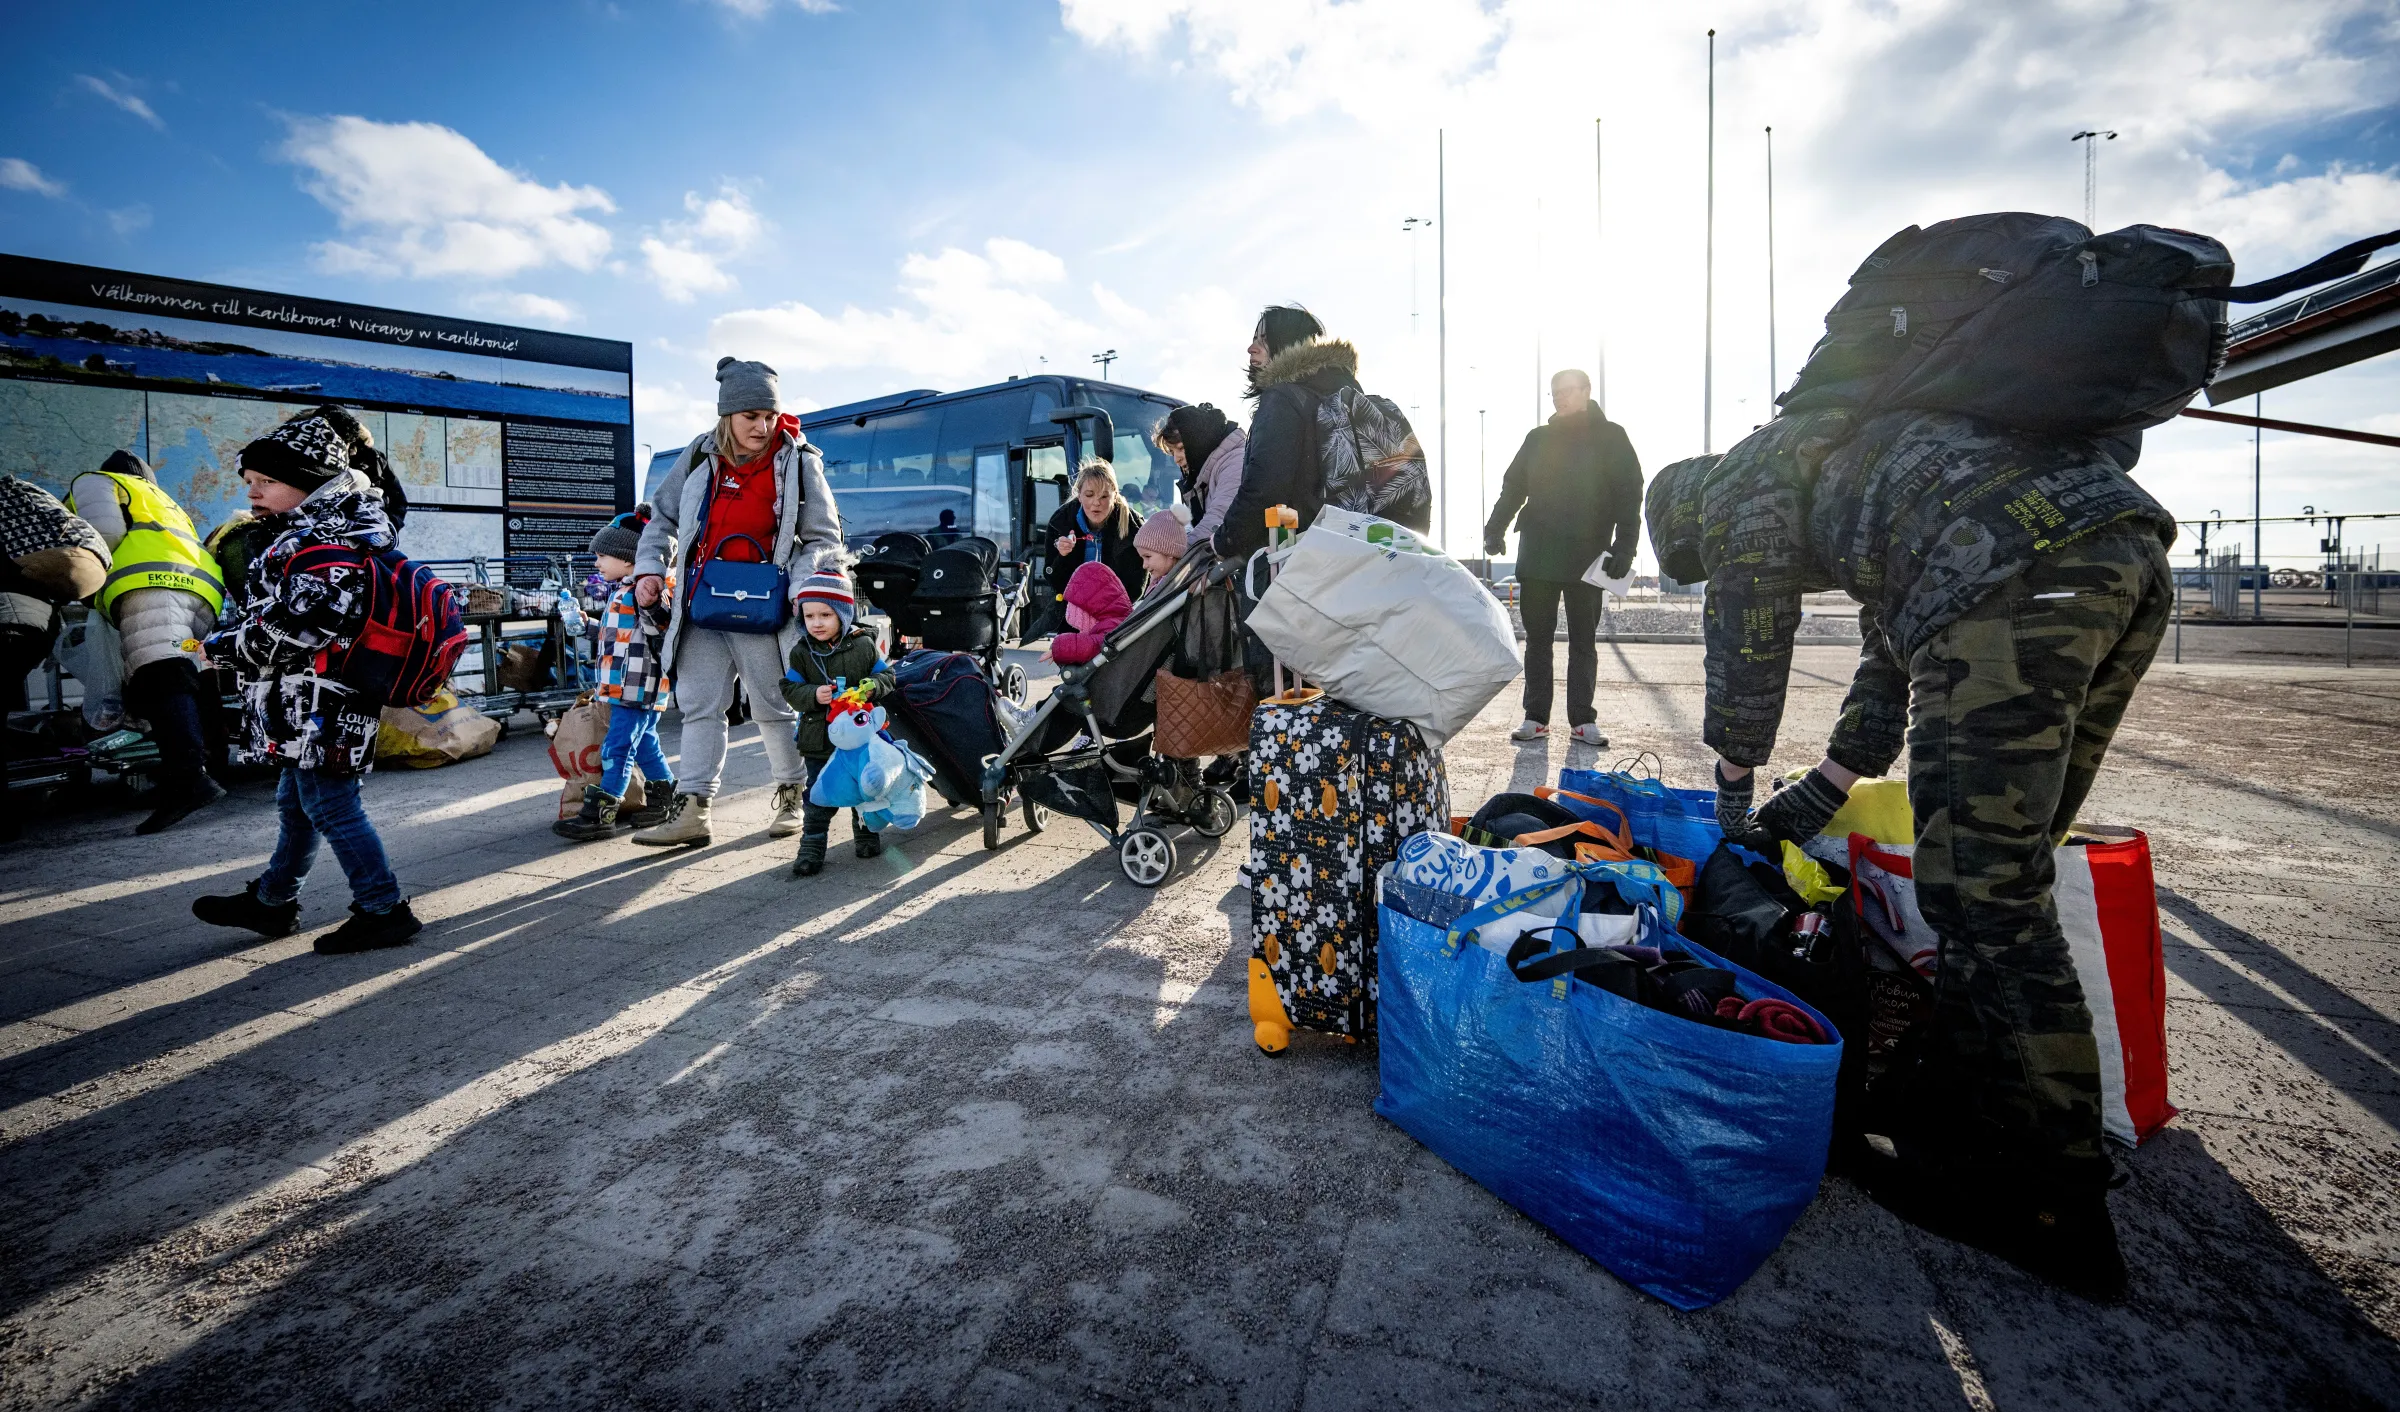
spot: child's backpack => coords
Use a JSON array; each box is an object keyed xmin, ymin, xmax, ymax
[
  {"xmin": 294, "ymin": 544, "xmax": 470, "ymax": 708},
  {"xmin": 1316, "ymin": 385, "xmax": 1432, "ymax": 531}
]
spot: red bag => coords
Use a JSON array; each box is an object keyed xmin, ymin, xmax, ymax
[{"xmin": 1847, "ymin": 828, "xmax": 2176, "ymax": 1147}]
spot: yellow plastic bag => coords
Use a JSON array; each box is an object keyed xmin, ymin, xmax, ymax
[
  {"xmin": 1780, "ymin": 841, "xmax": 1845, "ymax": 905},
  {"xmin": 1794, "ymin": 774, "xmax": 1914, "ymax": 846},
  {"xmin": 376, "ymin": 689, "xmax": 501, "ymax": 769}
]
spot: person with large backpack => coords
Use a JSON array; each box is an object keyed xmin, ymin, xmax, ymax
[
  {"xmin": 190, "ymin": 407, "xmax": 459, "ymax": 954},
  {"xmin": 1649, "ymin": 212, "xmax": 2400, "ymax": 1301},
  {"xmin": 1209, "ymin": 305, "xmax": 1430, "ymax": 559}
]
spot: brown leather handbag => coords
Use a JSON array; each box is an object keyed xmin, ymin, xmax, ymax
[{"xmin": 1154, "ymin": 668, "xmax": 1257, "ymax": 759}]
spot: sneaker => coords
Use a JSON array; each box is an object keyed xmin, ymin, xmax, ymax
[
  {"xmin": 192, "ymin": 880, "xmax": 300, "ymax": 938},
  {"xmin": 791, "ymin": 832, "xmax": 828, "ymax": 877},
  {"xmin": 1509, "ymin": 720, "xmax": 1549, "ymax": 742},
  {"xmin": 632, "ymin": 793, "xmax": 712, "ymax": 847},
  {"xmin": 137, "ymin": 776, "xmax": 228, "ymax": 835},
  {"xmin": 314, "ymin": 900, "xmax": 423, "ymax": 955},
  {"xmin": 767, "ymin": 782, "xmax": 808, "ymax": 839},
  {"xmin": 1569, "ymin": 723, "xmax": 1609, "ymax": 748}
]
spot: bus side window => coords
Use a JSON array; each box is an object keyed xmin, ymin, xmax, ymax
[
  {"xmin": 1026, "ymin": 443, "xmax": 1068, "ymax": 531},
  {"xmin": 972, "ymin": 446, "xmax": 1010, "ymax": 543}
]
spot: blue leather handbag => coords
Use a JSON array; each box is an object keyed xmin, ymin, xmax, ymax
[{"xmin": 688, "ymin": 533, "xmax": 788, "ymax": 634}]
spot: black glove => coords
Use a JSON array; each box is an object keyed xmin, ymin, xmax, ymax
[
  {"xmin": 1750, "ymin": 767, "xmax": 1851, "ymax": 845},
  {"xmin": 1713, "ymin": 761, "xmax": 1754, "ymax": 838},
  {"xmin": 1484, "ymin": 534, "xmax": 1506, "ymax": 558},
  {"xmin": 1602, "ymin": 552, "xmax": 1631, "ymax": 580}
]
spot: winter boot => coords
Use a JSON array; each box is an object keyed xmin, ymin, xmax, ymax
[
  {"xmin": 191, "ymin": 880, "xmax": 301, "ymax": 938},
  {"xmin": 767, "ymin": 781, "xmax": 809, "ymax": 839},
  {"xmin": 853, "ymin": 811, "xmax": 884, "ymax": 859},
  {"xmin": 552, "ymin": 786, "xmax": 624, "ymax": 842},
  {"xmin": 618, "ymin": 776, "xmax": 676, "ymax": 829},
  {"xmin": 791, "ymin": 830, "xmax": 829, "ymax": 877},
  {"xmin": 137, "ymin": 775, "xmax": 228, "ymax": 836},
  {"xmin": 314, "ymin": 900, "xmax": 423, "ymax": 955},
  {"xmin": 632, "ymin": 793, "xmax": 712, "ymax": 847}
]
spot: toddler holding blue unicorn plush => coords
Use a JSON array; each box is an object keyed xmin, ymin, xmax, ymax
[{"xmin": 780, "ymin": 569, "xmax": 898, "ymax": 876}]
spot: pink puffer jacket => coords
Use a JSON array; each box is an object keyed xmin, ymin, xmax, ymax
[{"xmin": 1049, "ymin": 561, "xmax": 1132, "ymax": 666}]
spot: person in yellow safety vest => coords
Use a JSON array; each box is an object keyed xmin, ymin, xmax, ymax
[{"xmin": 67, "ymin": 450, "xmax": 229, "ymax": 834}]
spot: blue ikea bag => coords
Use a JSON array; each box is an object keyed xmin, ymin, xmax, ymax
[
  {"xmin": 1557, "ymin": 767, "xmax": 1723, "ymax": 862},
  {"xmin": 1374, "ymin": 864, "xmax": 1841, "ymax": 1311}
]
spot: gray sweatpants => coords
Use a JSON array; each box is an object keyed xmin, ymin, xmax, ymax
[{"xmin": 671, "ymin": 627, "xmax": 806, "ymax": 798}]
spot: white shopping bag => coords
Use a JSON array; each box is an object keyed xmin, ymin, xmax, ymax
[{"xmin": 1246, "ymin": 508, "xmax": 1520, "ymax": 747}]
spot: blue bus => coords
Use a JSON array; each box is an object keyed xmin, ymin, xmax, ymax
[{"xmin": 642, "ymin": 375, "xmax": 1186, "ymax": 562}]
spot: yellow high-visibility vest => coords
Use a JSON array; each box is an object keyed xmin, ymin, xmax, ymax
[{"xmin": 67, "ymin": 471, "xmax": 225, "ymax": 616}]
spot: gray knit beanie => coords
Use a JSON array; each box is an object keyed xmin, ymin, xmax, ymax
[
  {"xmin": 589, "ymin": 507, "xmax": 648, "ymax": 563},
  {"xmin": 715, "ymin": 356, "xmax": 781, "ymax": 415}
]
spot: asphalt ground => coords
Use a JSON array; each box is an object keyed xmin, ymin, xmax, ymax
[{"xmin": 2, "ymin": 644, "xmax": 2395, "ymax": 1409}]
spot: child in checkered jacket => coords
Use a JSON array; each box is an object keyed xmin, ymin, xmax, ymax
[{"xmin": 556, "ymin": 509, "xmax": 676, "ymax": 841}]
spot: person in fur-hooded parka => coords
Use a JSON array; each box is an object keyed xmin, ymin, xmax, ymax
[{"xmin": 1210, "ymin": 307, "xmax": 1359, "ymax": 560}]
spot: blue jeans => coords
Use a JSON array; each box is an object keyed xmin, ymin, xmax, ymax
[
  {"xmin": 256, "ymin": 767, "xmax": 403, "ymax": 913},
  {"xmin": 600, "ymin": 703, "xmax": 672, "ymax": 797}
]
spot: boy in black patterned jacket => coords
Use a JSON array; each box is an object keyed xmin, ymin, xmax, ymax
[{"xmin": 189, "ymin": 409, "xmax": 421, "ymax": 955}]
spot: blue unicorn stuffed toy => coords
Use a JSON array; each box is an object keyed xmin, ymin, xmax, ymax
[{"xmin": 809, "ymin": 690, "xmax": 932, "ymax": 832}]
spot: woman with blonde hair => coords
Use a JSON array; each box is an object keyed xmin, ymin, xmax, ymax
[{"xmin": 1038, "ymin": 457, "xmax": 1145, "ymax": 626}]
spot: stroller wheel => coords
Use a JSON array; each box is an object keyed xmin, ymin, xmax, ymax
[
  {"xmin": 999, "ymin": 662, "xmax": 1028, "ymax": 704},
  {"xmin": 1022, "ymin": 797, "xmax": 1049, "ymax": 833},
  {"xmin": 981, "ymin": 802, "xmax": 1002, "ymax": 851},
  {"xmin": 1192, "ymin": 788, "xmax": 1238, "ymax": 839},
  {"xmin": 1119, "ymin": 828, "xmax": 1174, "ymax": 888}
]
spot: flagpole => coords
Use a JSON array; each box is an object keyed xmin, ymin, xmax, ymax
[
  {"xmin": 1438, "ymin": 128, "xmax": 1448, "ymax": 550},
  {"xmin": 1765, "ymin": 124, "xmax": 1777, "ymax": 410},
  {"xmin": 1704, "ymin": 28, "xmax": 1716, "ymax": 455}
]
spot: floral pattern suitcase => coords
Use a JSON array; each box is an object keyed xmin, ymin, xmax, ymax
[{"xmin": 1246, "ymin": 694, "xmax": 1448, "ymax": 1037}]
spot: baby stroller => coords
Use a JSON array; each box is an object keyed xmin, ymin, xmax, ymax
[
  {"xmin": 855, "ymin": 533, "xmax": 1030, "ymax": 705},
  {"xmin": 980, "ymin": 546, "xmax": 1244, "ymax": 887},
  {"xmin": 877, "ymin": 645, "xmax": 1041, "ymax": 850}
]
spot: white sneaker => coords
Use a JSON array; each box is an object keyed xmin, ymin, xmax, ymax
[
  {"xmin": 1570, "ymin": 723, "xmax": 1610, "ymax": 748},
  {"xmin": 1509, "ymin": 720, "xmax": 1549, "ymax": 742}
]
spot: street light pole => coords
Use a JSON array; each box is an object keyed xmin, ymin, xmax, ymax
[
  {"xmin": 1594, "ymin": 117, "xmax": 1606, "ymax": 413},
  {"xmin": 1479, "ymin": 407, "xmax": 1488, "ymax": 570},
  {"xmin": 1704, "ymin": 28, "xmax": 1716, "ymax": 454},
  {"xmin": 2254, "ymin": 392, "xmax": 2265, "ymax": 622},
  {"xmin": 2070, "ymin": 129, "xmax": 2117, "ymax": 228},
  {"xmin": 1402, "ymin": 216, "xmax": 1431, "ymax": 336},
  {"xmin": 1439, "ymin": 128, "xmax": 1448, "ymax": 551},
  {"xmin": 1091, "ymin": 349, "xmax": 1118, "ymax": 380},
  {"xmin": 1765, "ymin": 125, "xmax": 1777, "ymax": 411}
]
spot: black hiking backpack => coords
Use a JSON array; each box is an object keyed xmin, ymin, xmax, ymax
[
  {"xmin": 1778, "ymin": 212, "xmax": 2400, "ymax": 436},
  {"xmin": 1316, "ymin": 386, "xmax": 1432, "ymax": 531}
]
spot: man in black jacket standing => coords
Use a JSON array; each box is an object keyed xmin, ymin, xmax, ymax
[{"xmin": 1483, "ymin": 369, "xmax": 1642, "ymax": 747}]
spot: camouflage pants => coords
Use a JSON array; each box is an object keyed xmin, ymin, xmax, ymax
[{"xmin": 1904, "ymin": 524, "xmax": 2171, "ymax": 1167}]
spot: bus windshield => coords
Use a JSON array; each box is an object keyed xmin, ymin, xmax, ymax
[{"xmin": 1087, "ymin": 389, "xmax": 1179, "ymax": 513}]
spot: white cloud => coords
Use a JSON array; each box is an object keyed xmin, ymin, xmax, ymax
[
  {"xmin": 709, "ymin": 236, "xmax": 1095, "ymax": 384},
  {"xmin": 75, "ymin": 74, "xmax": 162, "ymax": 130},
  {"xmin": 1061, "ymin": 0, "xmax": 1503, "ymax": 122},
  {"xmin": 281, "ymin": 115, "xmax": 615, "ymax": 280},
  {"xmin": 464, "ymin": 290, "xmax": 579, "ymax": 325},
  {"xmin": 642, "ymin": 185, "xmax": 766, "ymax": 302},
  {"xmin": 0, "ymin": 158, "xmax": 65, "ymax": 198},
  {"xmin": 106, "ymin": 204, "xmax": 151, "ymax": 236}
]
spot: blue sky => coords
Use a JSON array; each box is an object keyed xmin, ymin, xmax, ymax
[{"xmin": 5, "ymin": 0, "xmax": 2398, "ymax": 565}]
